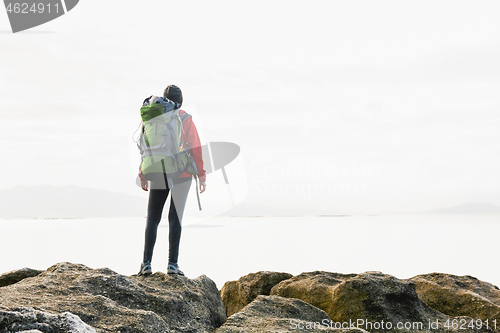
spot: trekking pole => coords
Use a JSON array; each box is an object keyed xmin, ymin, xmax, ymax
[{"xmin": 194, "ymin": 175, "xmax": 202, "ymax": 211}]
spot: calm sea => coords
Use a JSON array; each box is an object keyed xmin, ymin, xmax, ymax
[{"xmin": 1, "ymin": 214, "xmax": 499, "ymax": 289}]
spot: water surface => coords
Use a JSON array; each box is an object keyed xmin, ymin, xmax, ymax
[{"xmin": 1, "ymin": 214, "xmax": 498, "ymax": 289}]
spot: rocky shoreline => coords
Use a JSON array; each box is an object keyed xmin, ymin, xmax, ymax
[{"xmin": 0, "ymin": 263, "xmax": 499, "ymax": 333}]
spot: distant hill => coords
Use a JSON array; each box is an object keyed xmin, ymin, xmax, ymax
[
  {"xmin": 12, "ymin": 186, "xmax": 497, "ymax": 218},
  {"xmin": 0, "ymin": 185, "xmax": 340, "ymax": 219},
  {"xmin": 425, "ymin": 202, "xmax": 500, "ymax": 214},
  {"xmin": 0, "ymin": 185, "xmax": 148, "ymax": 219}
]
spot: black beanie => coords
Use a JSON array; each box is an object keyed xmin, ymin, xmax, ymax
[{"xmin": 163, "ymin": 85, "xmax": 183, "ymax": 106}]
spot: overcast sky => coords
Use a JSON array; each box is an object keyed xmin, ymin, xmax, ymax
[{"xmin": 1, "ymin": 0, "xmax": 499, "ymax": 214}]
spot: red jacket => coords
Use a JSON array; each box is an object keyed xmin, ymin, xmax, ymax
[{"xmin": 139, "ymin": 109, "xmax": 206, "ymax": 183}]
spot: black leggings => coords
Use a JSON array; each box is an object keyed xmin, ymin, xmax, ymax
[{"xmin": 142, "ymin": 175, "xmax": 192, "ymax": 264}]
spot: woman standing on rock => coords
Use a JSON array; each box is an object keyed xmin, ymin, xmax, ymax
[{"xmin": 137, "ymin": 85, "xmax": 206, "ymax": 276}]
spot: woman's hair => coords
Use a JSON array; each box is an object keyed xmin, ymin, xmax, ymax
[{"xmin": 163, "ymin": 85, "xmax": 183, "ymax": 106}]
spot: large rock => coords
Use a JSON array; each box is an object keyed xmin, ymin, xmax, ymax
[
  {"xmin": 270, "ymin": 271, "xmax": 493, "ymax": 333},
  {"xmin": 411, "ymin": 273, "xmax": 500, "ymax": 332},
  {"xmin": 0, "ymin": 262, "xmax": 226, "ymax": 333},
  {"xmin": 219, "ymin": 271, "xmax": 293, "ymax": 317},
  {"xmin": 215, "ymin": 295, "xmax": 368, "ymax": 333},
  {"xmin": 0, "ymin": 306, "xmax": 95, "ymax": 333},
  {"xmin": 270, "ymin": 271, "xmax": 356, "ymax": 318},
  {"xmin": 0, "ymin": 268, "xmax": 43, "ymax": 287}
]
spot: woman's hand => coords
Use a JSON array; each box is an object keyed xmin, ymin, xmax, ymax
[
  {"xmin": 141, "ymin": 179, "xmax": 149, "ymax": 191},
  {"xmin": 199, "ymin": 181, "xmax": 206, "ymax": 194}
]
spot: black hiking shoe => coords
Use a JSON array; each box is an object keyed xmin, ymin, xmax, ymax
[
  {"xmin": 138, "ymin": 261, "xmax": 152, "ymax": 276},
  {"xmin": 167, "ymin": 262, "xmax": 184, "ymax": 276}
]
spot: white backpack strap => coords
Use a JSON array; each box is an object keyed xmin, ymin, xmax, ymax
[{"xmin": 180, "ymin": 112, "xmax": 191, "ymax": 123}]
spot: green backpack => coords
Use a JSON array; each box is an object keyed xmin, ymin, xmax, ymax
[{"xmin": 138, "ymin": 96, "xmax": 198, "ymax": 183}]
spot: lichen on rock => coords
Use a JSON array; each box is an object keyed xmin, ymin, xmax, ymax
[
  {"xmin": 0, "ymin": 262, "xmax": 226, "ymax": 333},
  {"xmin": 219, "ymin": 270, "xmax": 293, "ymax": 317},
  {"xmin": 0, "ymin": 267, "xmax": 43, "ymax": 288}
]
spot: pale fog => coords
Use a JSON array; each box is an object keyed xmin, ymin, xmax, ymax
[{"xmin": 1, "ymin": 1, "xmax": 500, "ymax": 287}]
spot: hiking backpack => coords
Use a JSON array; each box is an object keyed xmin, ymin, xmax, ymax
[{"xmin": 137, "ymin": 96, "xmax": 198, "ymax": 185}]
